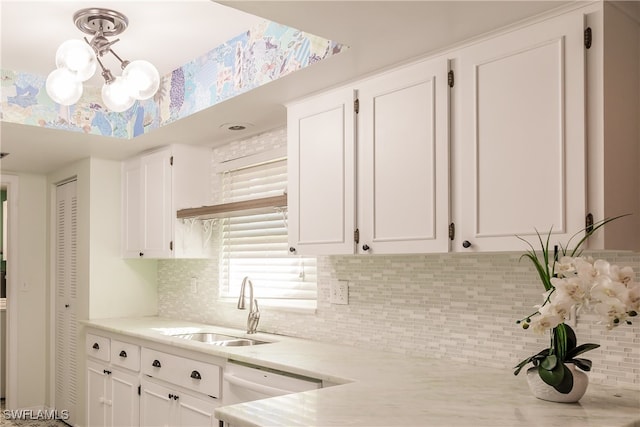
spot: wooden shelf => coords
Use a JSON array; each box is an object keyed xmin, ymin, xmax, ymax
[{"xmin": 177, "ymin": 194, "xmax": 287, "ymax": 219}]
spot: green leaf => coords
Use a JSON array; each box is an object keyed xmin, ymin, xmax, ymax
[
  {"xmin": 563, "ymin": 324, "xmax": 577, "ymax": 354},
  {"xmin": 553, "ymin": 364, "xmax": 574, "ymax": 394},
  {"xmin": 570, "ymin": 358, "xmax": 593, "ymax": 372},
  {"xmin": 513, "ymin": 357, "xmax": 534, "ymax": 376},
  {"xmin": 518, "ymin": 252, "xmax": 552, "ymax": 291},
  {"xmin": 554, "ymin": 324, "xmax": 568, "ymax": 361},
  {"xmin": 538, "ymin": 361, "xmax": 565, "ymax": 387},
  {"xmin": 516, "ymin": 231, "xmax": 553, "ymax": 292},
  {"xmin": 513, "ymin": 349, "xmax": 550, "ymax": 375},
  {"xmin": 540, "ymin": 354, "xmax": 558, "ymax": 371},
  {"xmin": 567, "ymin": 214, "xmax": 630, "ymax": 257},
  {"xmin": 566, "ymin": 343, "xmax": 600, "ymax": 359}
]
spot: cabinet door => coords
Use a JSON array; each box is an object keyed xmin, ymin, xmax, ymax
[
  {"xmin": 140, "ymin": 148, "xmax": 173, "ymax": 258},
  {"xmin": 287, "ymin": 88, "xmax": 357, "ymax": 255},
  {"xmin": 175, "ymin": 392, "xmax": 219, "ymax": 427},
  {"xmin": 87, "ymin": 361, "xmax": 108, "ymax": 427},
  {"xmin": 358, "ymin": 56, "xmax": 450, "ymax": 254},
  {"xmin": 109, "ymin": 369, "xmax": 140, "ymax": 427},
  {"xmin": 122, "ymin": 158, "xmax": 142, "ymax": 258},
  {"xmin": 140, "ymin": 378, "xmax": 174, "ymax": 427},
  {"xmin": 454, "ymin": 12, "xmax": 586, "ymax": 251}
]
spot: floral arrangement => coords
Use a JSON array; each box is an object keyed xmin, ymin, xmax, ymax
[{"xmin": 513, "ymin": 216, "xmax": 639, "ymax": 394}]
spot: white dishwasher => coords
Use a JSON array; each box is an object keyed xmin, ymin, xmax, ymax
[{"xmin": 222, "ymin": 360, "xmax": 322, "ymax": 405}]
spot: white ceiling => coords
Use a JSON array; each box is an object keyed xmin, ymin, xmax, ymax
[{"xmin": 0, "ymin": 0, "xmax": 572, "ymax": 174}]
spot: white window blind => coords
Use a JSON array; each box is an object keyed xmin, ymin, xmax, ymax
[{"xmin": 219, "ymin": 158, "xmax": 317, "ymax": 302}]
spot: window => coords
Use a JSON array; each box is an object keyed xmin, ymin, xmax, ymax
[{"xmin": 219, "ymin": 155, "xmax": 317, "ymax": 308}]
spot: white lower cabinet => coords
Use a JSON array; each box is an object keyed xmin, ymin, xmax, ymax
[
  {"xmin": 140, "ymin": 377, "xmax": 219, "ymax": 427},
  {"xmin": 87, "ymin": 361, "xmax": 140, "ymax": 427},
  {"xmin": 86, "ymin": 335, "xmax": 141, "ymax": 427},
  {"xmin": 139, "ymin": 348, "xmax": 222, "ymax": 426},
  {"xmin": 86, "ymin": 332, "xmax": 222, "ymax": 427}
]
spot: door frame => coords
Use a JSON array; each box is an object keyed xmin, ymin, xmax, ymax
[{"xmin": 1, "ymin": 174, "xmax": 19, "ymax": 410}]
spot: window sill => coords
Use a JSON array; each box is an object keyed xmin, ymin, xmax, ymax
[{"xmin": 217, "ymin": 297, "xmax": 317, "ymax": 314}]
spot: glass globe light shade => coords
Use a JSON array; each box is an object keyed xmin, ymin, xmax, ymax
[
  {"xmin": 46, "ymin": 68, "xmax": 83, "ymax": 105},
  {"xmin": 55, "ymin": 39, "xmax": 97, "ymax": 82},
  {"xmin": 101, "ymin": 76, "xmax": 136, "ymax": 112},
  {"xmin": 122, "ymin": 60, "xmax": 160, "ymax": 100}
]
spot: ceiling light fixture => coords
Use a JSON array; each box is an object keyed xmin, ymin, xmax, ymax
[{"xmin": 45, "ymin": 8, "xmax": 160, "ymax": 112}]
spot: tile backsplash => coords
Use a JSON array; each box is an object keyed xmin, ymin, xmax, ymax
[
  {"xmin": 159, "ymin": 252, "xmax": 640, "ymax": 390},
  {"xmin": 158, "ymin": 127, "xmax": 640, "ymax": 390}
]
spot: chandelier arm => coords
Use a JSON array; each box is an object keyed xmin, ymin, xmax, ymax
[
  {"xmin": 94, "ymin": 55, "xmax": 115, "ymax": 84},
  {"xmin": 108, "ymin": 49, "xmax": 131, "ymax": 70}
]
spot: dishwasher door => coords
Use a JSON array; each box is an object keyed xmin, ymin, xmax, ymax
[{"xmin": 222, "ymin": 361, "xmax": 322, "ymax": 405}]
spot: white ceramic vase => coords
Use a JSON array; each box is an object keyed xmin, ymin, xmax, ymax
[{"xmin": 526, "ymin": 363, "xmax": 589, "ymax": 403}]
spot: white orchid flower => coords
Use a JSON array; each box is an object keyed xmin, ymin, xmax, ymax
[
  {"xmin": 627, "ymin": 283, "xmax": 640, "ymax": 312},
  {"xmin": 554, "ymin": 256, "xmax": 577, "ymax": 277},
  {"xmin": 594, "ymin": 297, "xmax": 628, "ymax": 329},
  {"xmin": 551, "ymin": 276, "xmax": 588, "ymax": 304},
  {"xmin": 610, "ymin": 265, "xmax": 635, "ymax": 286},
  {"xmin": 591, "ymin": 275, "xmax": 630, "ymax": 306},
  {"xmin": 530, "ymin": 310, "xmax": 564, "ymax": 334}
]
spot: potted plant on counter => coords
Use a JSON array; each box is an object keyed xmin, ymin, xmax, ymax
[{"xmin": 513, "ymin": 216, "xmax": 638, "ymax": 402}]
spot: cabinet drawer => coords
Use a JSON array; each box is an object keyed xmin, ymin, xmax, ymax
[
  {"xmin": 86, "ymin": 334, "xmax": 110, "ymax": 362},
  {"xmin": 141, "ymin": 348, "xmax": 221, "ymax": 398},
  {"xmin": 110, "ymin": 340, "xmax": 140, "ymax": 372}
]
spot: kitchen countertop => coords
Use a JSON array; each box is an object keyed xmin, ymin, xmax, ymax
[{"xmin": 83, "ymin": 316, "xmax": 640, "ymax": 427}]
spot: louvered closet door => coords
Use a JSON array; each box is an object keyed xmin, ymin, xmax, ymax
[{"xmin": 55, "ymin": 180, "xmax": 78, "ymax": 425}]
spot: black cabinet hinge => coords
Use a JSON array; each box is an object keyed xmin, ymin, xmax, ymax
[
  {"xmin": 585, "ymin": 213, "xmax": 594, "ymax": 234},
  {"xmin": 354, "ymin": 228, "xmax": 360, "ymax": 244},
  {"xmin": 584, "ymin": 27, "xmax": 592, "ymax": 49},
  {"xmin": 138, "ymin": 385, "xmax": 141, "ymax": 396},
  {"xmin": 354, "ymin": 99, "xmax": 359, "ymax": 114},
  {"xmin": 448, "ymin": 70, "xmax": 455, "ymax": 88},
  {"xmin": 448, "ymin": 223, "xmax": 455, "ymax": 241},
  {"xmin": 170, "ymin": 156, "xmax": 174, "ymax": 166},
  {"xmin": 170, "ymin": 241, "xmax": 173, "ymax": 251}
]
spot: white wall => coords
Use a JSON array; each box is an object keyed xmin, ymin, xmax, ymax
[
  {"xmin": 87, "ymin": 158, "xmax": 157, "ymax": 319},
  {"xmin": 11, "ymin": 173, "xmax": 48, "ymax": 409}
]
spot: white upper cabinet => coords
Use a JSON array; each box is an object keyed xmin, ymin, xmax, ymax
[
  {"xmin": 287, "ymin": 88, "xmax": 357, "ymax": 255},
  {"xmin": 140, "ymin": 148, "xmax": 173, "ymax": 258},
  {"xmin": 287, "ymin": 4, "xmax": 639, "ymax": 255},
  {"xmin": 357, "ymin": 56, "xmax": 450, "ymax": 254},
  {"xmin": 287, "ymin": 56, "xmax": 449, "ymax": 256},
  {"xmin": 452, "ymin": 11, "xmax": 587, "ymax": 252},
  {"xmin": 122, "ymin": 144, "xmax": 212, "ymax": 259}
]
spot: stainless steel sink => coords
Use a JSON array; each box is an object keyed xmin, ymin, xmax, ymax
[
  {"xmin": 217, "ymin": 338, "xmax": 268, "ymax": 346},
  {"xmin": 171, "ymin": 332, "xmax": 268, "ymax": 346}
]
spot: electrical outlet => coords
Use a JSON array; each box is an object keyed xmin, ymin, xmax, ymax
[
  {"xmin": 190, "ymin": 277, "xmax": 198, "ymax": 293},
  {"xmin": 330, "ymin": 280, "xmax": 349, "ymax": 305}
]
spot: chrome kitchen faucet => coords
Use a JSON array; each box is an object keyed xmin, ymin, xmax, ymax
[{"xmin": 237, "ymin": 276, "xmax": 260, "ymax": 334}]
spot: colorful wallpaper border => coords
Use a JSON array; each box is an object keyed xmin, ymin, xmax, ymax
[{"xmin": 0, "ymin": 20, "xmax": 347, "ymax": 140}]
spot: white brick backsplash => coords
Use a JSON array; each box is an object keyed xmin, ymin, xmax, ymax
[{"xmin": 158, "ymin": 127, "xmax": 640, "ymax": 390}]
